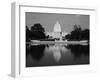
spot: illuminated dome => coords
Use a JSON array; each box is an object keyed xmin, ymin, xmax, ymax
[{"xmin": 54, "ymin": 21, "xmax": 61, "ymax": 32}]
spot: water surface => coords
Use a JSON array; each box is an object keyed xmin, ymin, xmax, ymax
[{"xmin": 26, "ymin": 44, "xmax": 89, "ymax": 67}]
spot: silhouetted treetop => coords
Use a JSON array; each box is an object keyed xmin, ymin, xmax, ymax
[
  {"xmin": 26, "ymin": 26, "xmax": 31, "ymax": 42},
  {"xmin": 31, "ymin": 23, "xmax": 45, "ymax": 32},
  {"xmin": 65, "ymin": 24, "xmax": 89, "ymax": 41},
  {"xmin": 30, "ymin": 23, "xmax": 46, "ymax": 40}
]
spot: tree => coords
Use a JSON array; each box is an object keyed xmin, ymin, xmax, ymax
[
  {"xmin": 26, "ymin": 26, "xmax": 31, "ymax": 42},
  {"xmin": 65, "ymin": 24, "xmax": 89, "ymax": 41},
  {"xmin": 65, "ymin": 34, "xmax": 71, "ymax": 41},
  {"xmin": 30, "ymin": 23, "xmax": 46, "ymax": 40},
  {"xmin": 81, "ymin": 29, "xmax": 89, "ymax": 40},
  {"xmin": 70, "ymin": 25, "xmax": 82, "ymax": 41}
]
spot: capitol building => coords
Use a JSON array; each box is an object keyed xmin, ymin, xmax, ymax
[{"xmin": 45, "ymin": 21, "xmax": 68, "ymax": 40}]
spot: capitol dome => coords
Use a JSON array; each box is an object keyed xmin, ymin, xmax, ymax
[{"xmin": 53, "ymin": 21, "xmax": 61, "ymax": 32}]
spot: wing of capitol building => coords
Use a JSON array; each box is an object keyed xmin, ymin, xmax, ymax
[{"xmin": 45, "ymin": 21, "xmax": 68, "ymax": 41}]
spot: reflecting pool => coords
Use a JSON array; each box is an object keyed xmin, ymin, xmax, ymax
[{"xmin": 26, "ymin": 44, "xmax": 89, "ymax": 67}]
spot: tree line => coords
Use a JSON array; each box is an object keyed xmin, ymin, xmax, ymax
[
  {"xmin": 26, "ymin": 23, "xmax": 46, "ymax": 42},
  {"xmin": 65, "ymin": 24, "xmax": 89, "ymax": 41},
  {"xmin": 26, "ymin": 23, "xmax": 89, "ymax": 42}
]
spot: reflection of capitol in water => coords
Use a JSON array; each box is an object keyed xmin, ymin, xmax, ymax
[
  {"xmin": 45, "ymin": 21, "xmax": 68, "ymax": 40},
  {"xmin": 44, "ymin": 45, "xmax": 71, "ymax": 62},
  {"xmin": 26, "ymin": 44, "xmax": 89, "ymax": 67}
]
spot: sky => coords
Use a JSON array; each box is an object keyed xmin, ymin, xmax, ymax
[{"xmin": 26, "ymin": 12, "xmax": 89, "ymax": 33}]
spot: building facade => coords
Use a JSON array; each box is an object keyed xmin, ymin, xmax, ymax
[{"xmin": 45, "ymin": 21, "xmax": 68, "ymax": 40}]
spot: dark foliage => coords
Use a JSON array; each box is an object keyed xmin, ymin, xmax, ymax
[
  {"xmin": 30, "ymin": 23, "xmax": 46, "ymax": 40},
  {"xmin": 65, "ymin": 24, "xmax": 89, "ymax": 41},
  {"xmin": 26, "ymin": 23, "xmax": 46, "ymax": 41},
  {"xmin": 26, "ymin": 26, "xmax": 31, "ymax": 42}
]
